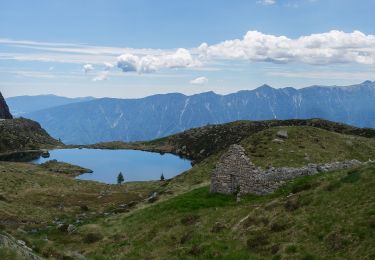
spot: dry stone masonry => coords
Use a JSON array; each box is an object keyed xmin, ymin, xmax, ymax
[{"xmin": 210, "ymin": 144, "xmax": 371, "ymax": 195}]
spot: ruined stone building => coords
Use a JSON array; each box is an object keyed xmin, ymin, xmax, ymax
[
  {"xmin": 210, "ymin": 144, "xmax": 365, "ymax": 195},
  {"xmin": 210, "ymin": 144, "xmax": 277, "ymax": 195}
]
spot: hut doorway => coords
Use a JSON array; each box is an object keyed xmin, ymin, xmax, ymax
[{"xmin": 230, "ymin": 174, "xmax": 239, "ymax": 194}]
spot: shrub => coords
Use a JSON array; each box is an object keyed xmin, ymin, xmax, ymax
[{"xmin": 84, "ymin": 232, "xmax": 103, "ymax": 244}]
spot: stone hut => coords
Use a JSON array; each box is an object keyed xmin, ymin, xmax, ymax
[
  {"xmin": 211, "ymin": 144, "xmax": 367, "ymax": 195},
  {"xmin": 210, "ymin": 144, "xmax": 272, "ymax": 195}
]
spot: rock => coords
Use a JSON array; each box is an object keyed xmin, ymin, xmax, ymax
[
  {"xmin": 57, "ymin": 223, "xmax": 68, "ymax": 232},
  {"xmin": 276, "ymin": 130, "xmax": 288, "ymax": 139},
  {"xmin": 211, "ymin": 222, "xmax": 226, "ymax": 233},
  {"xmin": 0, "ymin": 91, "xmax": 12, "ymax": 119},
  {"xmin": 17, "ymin": 240, "xmax": 26, "ymax": 246},
  {"xmin": 147, "ymin": 192, "xmax": 159, "ymax": 203},
  {"xmin": 0, "ymin": 234, "xmax": 42, "ymax": 259},
  {"xmin": 112, "ymin": 207, "xmax": 129, "ymax": 214},
  {"xmin": 127, "ymin": 201, "xmax": 138, "ymax": 207},
  {"xmin": 67, "ymin": 224, "xmax": 77, "ymax": 233},
  {"xmin": 272, "ymin": 138, "xmax": 284, "ymax": 143}
]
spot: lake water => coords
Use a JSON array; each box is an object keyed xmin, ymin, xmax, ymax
[{"xmin": 32, "ymin": 149, "xmax": 192, "ymax": 184}]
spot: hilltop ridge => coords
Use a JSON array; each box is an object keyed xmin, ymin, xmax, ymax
[{"xmin": 22, "ymin": 81, "xmax": 375, "ymax": 144}]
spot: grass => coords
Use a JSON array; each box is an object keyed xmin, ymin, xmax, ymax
[
  {"xmin": 39, "ymin": 159, "xmax": 93, "ymax": 177},
  {"xmin": 1, "ymin": 124, "xmax": 375, "ymax": 258},
  {"xmin": 0, "ymin": 161, "xmax": 161, "ymax": 231},
  {"xmin": 241, "ymin": 126, "xmax": 375, "ymax": 168},
  {"xmin": 20, "ymin": 163, "xmax": 375, "ymax": 259}
]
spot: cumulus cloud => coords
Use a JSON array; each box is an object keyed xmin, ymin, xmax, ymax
[
  {"xmin": 257, "ymin": 0, "xmax": 276, "ymax": 5},
  {"xmin": 3, "ymin": 30, "xmax": 375, "ymax": 73},
  {"xmin": 83, "ymin": 64, "xmax": 94, "ymax": 73},
  {"xmin": 198, "ymin": 30, "xmax": 375, "ymax": 65},
  {"xmin": 190, "ymin": 76, "xmax": 208, "ymax": 85},
  {"xmin": 117, "ymin": 48, "xmax": 198, "ymax": 73},
  {"xmin": 104, "ymin": 62, "xmax": 114, "ymax": 71},
  {"xmin": 92, "ymin": 71, "xmax": 109, "ymax": 81}
]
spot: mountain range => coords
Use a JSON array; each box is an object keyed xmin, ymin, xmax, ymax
[
  {"xmin": 6, "ymin": 94, "xmax": 95, "ymax": 116},
  {"xmin": 8, "ymin": 80, "xmax": 375, "ymax": 144}
]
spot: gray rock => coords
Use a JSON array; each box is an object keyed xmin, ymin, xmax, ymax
[
  {"xmin": 272, "ymin": 138, "xmax": 284, "ymax": 143},
  {"xmin": 276, "ymin": 130, "xmax": 288, "ymax": 139},
  {"xmin": 67, "ymin": 224, "xmax": 76, "ymax": 233},
  {"xmin": 147, "ymin": 192, "xmax": 159, "ymax": 203}
]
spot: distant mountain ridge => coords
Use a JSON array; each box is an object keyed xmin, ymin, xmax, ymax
[
  {"xmin": 24, "ymin": 81, "xmax": 375, "ymax": 144},
  {"xmin": 6, "ymin": 94, "xmax": 95, "ymax": 116}
]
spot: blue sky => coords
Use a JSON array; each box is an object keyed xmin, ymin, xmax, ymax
[{"xmin": 1, "ymin": 0, "xmax": 375, "ymax": 98}]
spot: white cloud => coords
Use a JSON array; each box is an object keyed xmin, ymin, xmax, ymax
[
  {"xmin": 104, "ymin": 62, "xmax": 114, "ymax": 71},
  {"xmin": 190, "ymin": 76, "xmax": 208, "ymax": 85},
  {"xmin": 117, "ymin": 48, "xmax": 198, "ymax": 73},
  {"xmin": 269, "ymin": 70, "xmax": 375, "ymax": 81},
  {"xmin": 2, "ymin": 30, "xmax": 375, "ymax": 73},
  {"xmin": 198, "ymin": 30, "xmax": 375, "ymax": 65},
  {"xmin": 257, "ymin": 0, "xmax": 276, "ymax": 5},
  {"xmin": 92, "ymin": 71, "xmax": 109, "ymax": 81},
  {"xmin": 83, "ymin": 64, "xmax": 94, "ymax": 73}
]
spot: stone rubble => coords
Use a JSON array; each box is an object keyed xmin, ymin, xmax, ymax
[{"xmin": 210, "ymin": 144, "xmax": 371, "ymax": 195}]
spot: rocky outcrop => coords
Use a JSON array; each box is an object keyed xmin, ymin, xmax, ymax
[
  {"xmin": 0, "ymin": 233, "xmax": 42, "ymax": 259},
  {"xmin": 0, "ymin": 118, "xmax": 62, "ymax": 153},
  {"xmin": 210, "ymin": 144, "xmax": 369, "ymax": 195},
  {"xmin": 0, "ymin": 92, "xmax": 12, "ymax": 119}
]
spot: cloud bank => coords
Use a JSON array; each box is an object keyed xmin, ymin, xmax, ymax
[
  {"xmin": 2, "ymin": 30, "xmax": 375, "ymax": 77},
  {"xmin": 198, "ymin": 30, "xmax": 375, "ymax": 65}
]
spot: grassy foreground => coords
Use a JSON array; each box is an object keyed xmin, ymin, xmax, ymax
[
  {"xmin": 1, "ymin": 125, "xmax": 375, "ymax": 259},
  {"xmin": 20, "ymin": 163, "xmax": 375, "ymax": 259}
]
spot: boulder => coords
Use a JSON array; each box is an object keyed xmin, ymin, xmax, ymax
[
  {"xmin": 276, "ymin": 130, "xmax": 288, "ymax": 139},
  {"xmin": 147, "ymin": 192, "xmax": 159, "ymax": 203}
]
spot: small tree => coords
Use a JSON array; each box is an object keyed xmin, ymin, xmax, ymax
[
  {"xmin": 117, "ymin": 172, "xmax": 124, "ymax": 185},
  {"xmin": 160, "ymin": 173, "xmax": 165, "ymax": 181}
]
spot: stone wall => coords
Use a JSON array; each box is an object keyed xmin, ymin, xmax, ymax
[{"xmin": 210, "ymin": 144, "xmax": 371, "ymax": 195}]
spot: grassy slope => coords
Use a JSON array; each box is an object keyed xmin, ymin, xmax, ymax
[
  {"xmin": 162, "ymin": 125, "xmax": 375, "ymax": 194},
  {"xmin": 242, "ymin": 126, "xmax": 375, "ymax": 168},
  {"xmin": 0, "ymin": 161, "xmax": 161, "ymax": 230},
  {"xmin": 87, "ymin": 118, "xmax": 375, "ymax": 163},
  {"xmin": 25, "ymin": 163, "xmax": 375, "ymax": 259},
  {"xmin": 2, "ymin": 123, "xmax": 375, "ymax": 259}
]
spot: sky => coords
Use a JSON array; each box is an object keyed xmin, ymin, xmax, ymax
[{"xmin": 1, "ymin": 0, "xmax": 375, "ymax": 98}]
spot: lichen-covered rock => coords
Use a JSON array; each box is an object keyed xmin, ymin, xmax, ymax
[
  {"xmin": 0, "ymin": 233, "xmax": 42, "ymax": 260},
  {"xmin": 276, "ymin": 130, "xmax": 288, "ymax": 139}
]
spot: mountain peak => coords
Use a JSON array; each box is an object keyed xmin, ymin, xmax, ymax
[
  {"xmin": 259, "ymin": 84, "xmax": 272, "ymax": 89},
  {"xmin": 361, "ymin": 80, "xmax": 374, "ymax": 85}
]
